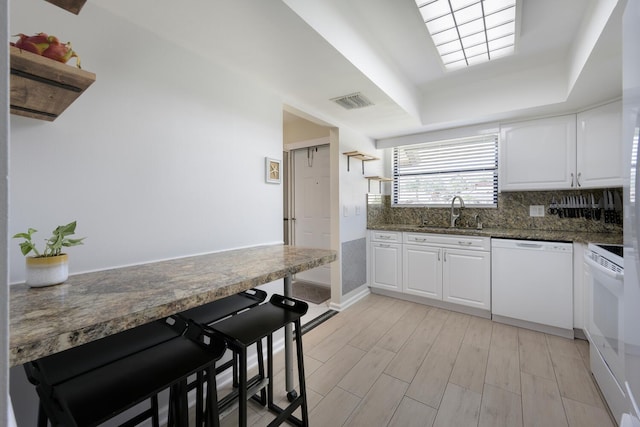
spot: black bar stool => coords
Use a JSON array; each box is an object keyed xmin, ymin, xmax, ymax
[
  {"xmin": 24, "ymin": 316, "xmax": 226, "ymax": 427},
  {"xmin": 177, "ymin": 289, "xmax": 268, "ymax": 425},
  {"xmin": 210, "ymin": 294, "xmax": 309, "ymax": 427}
]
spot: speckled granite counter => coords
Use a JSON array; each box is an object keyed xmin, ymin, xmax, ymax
[
  {"xmin": 9, "ymin": 245, "xmax": 337, "ymax": 367},
  {"xmin": 368, "ymin": 224, "xmax": 622, "ymax": 245}
]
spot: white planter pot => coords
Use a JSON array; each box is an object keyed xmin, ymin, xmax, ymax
[{"xmin": 25, "ymin": 254, "xmax": 69, "ymax": 287}]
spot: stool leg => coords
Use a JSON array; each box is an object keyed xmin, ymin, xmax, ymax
[
  {"xmin": 196, "ymin": 370, "xmax": 204, "ymax": 427},
  {"xmin": 169, "ymin": 380, "xmax": 190, "ymax": 427},
  {"xmin": 205, "ymin": 365, "xmax": 220, "ymax": 427},
  {"xmin": 256, "ymin": 339, "xmax": 267, "ymax": 406},
  {"xmin": 151, "ymin": 395, "xmax": 160, "ymax": 427},
  {"xmin": 294, "ymin": 319, "xmax": 309, "ymax": 427},
  {"xmin": 267, "ymin": 333, "xmax": 274, "ymax": 409},
  {"xmin": 232, "ymin": 351, "xmax": 239, "ymax": 388},
  {"xmin": 239, "ymin": 346, "xmax": 248, "ymax": 427},
  {"xmin": 37, "ymin": 403, "xmax": 48, "ymax": 427}
]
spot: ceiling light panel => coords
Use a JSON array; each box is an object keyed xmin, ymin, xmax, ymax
[{"xmin": 416, "ymin": 0, "xmax": 517, "ymax": 70}]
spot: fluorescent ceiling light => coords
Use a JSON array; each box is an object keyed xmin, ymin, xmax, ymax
[{"xmin": 416, "ymin": 0, "xmax": 517, "ymax": 70}]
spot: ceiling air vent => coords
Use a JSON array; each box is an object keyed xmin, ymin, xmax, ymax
[{"xmin": 331, "ymin": 92, "xmax": 374, "ymax": 110}]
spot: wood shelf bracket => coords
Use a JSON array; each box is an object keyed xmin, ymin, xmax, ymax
[
  {"xmin": 365, "ymin": 176, "xmax": 392, "ymax": 193},
  {"xmin": 343, "ymin": 151, "xmax": 379, "ymax": 174}
]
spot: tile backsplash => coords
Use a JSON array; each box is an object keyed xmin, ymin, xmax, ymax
[{"xmin": 367, "ymin": 189, "xmax": 623, "ymax": 234}]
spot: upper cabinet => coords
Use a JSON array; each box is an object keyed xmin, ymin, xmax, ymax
[
  {"xmin": 576, "ymin": 101, "xmax": 623, "ymax": 188},
  {"xmin": 499, "ymin": 101, "xmax": 622, "ymax": 191},
  {"xmin": 499, "ymin": 114, "xmax": 576, "ymax": 191}
]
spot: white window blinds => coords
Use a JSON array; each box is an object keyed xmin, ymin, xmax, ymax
[{"xmin": 393, "ymin": 135, "xmax": 498, "ymax": 206}]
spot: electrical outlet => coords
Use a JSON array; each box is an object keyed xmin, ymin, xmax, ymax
[
  {"xmin": 529, "ymin": 205, "xmax": 545, "ymax": 217},
  {"xmin": 355, "ymin": 206, "xmax": 361, "ymax": 216}
]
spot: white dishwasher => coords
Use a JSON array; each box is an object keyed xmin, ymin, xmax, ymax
[{"xmin": 491, "ymin": 238, "xmax": 573, "ymax": 336}]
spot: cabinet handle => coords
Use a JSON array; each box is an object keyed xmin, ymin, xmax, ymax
[
  {"xmin": 438, "ymin": 249, "xmax": 441, "ymax": 261},
  {"xmin": 576, "ymin": 172, "xmax": 582, "ymax": 187},
  {"xmin": 570, "ymin": 172, "xmax": 575, "ymax": 187},
  {"xmin": 444, "ymin": 250, "xmax": 447, "ymax": 262},
  {"xmin": 458, "ymin": 241, "xmax": 473, "ymax": 246},
  {"xmin": 415, "ymin": 238, "xmax": 427, "ymax": 242},
  {"xmin": 379, "ymin": 244, "xmax": 390, "ymax": 248},
  {"xmin": 380, "ymin": 235, "xmax": 391, "ymax": 240}
]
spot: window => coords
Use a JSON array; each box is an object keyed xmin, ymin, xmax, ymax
[{"xmin": 393, "ymin": 134, "xmax": 498, "ymax": 206}]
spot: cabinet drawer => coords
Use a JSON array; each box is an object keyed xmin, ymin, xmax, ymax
[
  {"xmin": 371, "ymin": 231, "xmax": 401, "ymax": 243},
  {"xmin": 404, "ymin": 232, "xmax": 490, "ymax": 251},
  {"xmin": 404, "ymin": 233, "xmax": 437, "ymax": 245}
]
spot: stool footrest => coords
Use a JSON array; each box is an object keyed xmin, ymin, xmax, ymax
[
  {"xmin": 219, "ymin": 377, "xmax": 270, "ymax": 419},
  {"xmin": 267, "ymin": 397, "xmax": 305, "ymax": 427}
]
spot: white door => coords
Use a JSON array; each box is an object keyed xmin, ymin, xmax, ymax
[
  {"xmin": 403, "ymin": 244, "xmax": 441, "ymax": 299},
  {"xmin": 371, "ymin": 242, "xmax": 402, "ymax": 290},
  {"xmin": 442, "ymin": 248, "xmax": 491, "ymax": 310},
  {"xmin": 499, "ymin": 114, "xmax": 576, "ymax": 191},
  {"xmin": 576, "ymin": 100, "xmax": 623, "ymax": 188},
  {"xmin": 292, "ymin": 145, "xmax": 331, "ymax": 285}
]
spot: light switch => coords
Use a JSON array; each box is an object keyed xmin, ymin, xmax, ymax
[
  {"xmin": 355, "ymin": 206, "xmax": 361, "ymax": 216},
  {"xmin": 343, "ymin": 205, "xmax": 349, "ymax": 217}
]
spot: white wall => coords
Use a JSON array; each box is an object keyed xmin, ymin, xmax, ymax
[
  {"xmin": 339, "ymin": 126, "xmax": 380, "ymax": 243},
  {"xmin": 9, "ymin": 1, "xmax": 286, "ymax": 425},
  {"xmin": 9, "ymin": 0, "xmax": 284, "ymax": 283}
]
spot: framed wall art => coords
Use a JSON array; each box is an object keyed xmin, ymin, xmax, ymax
[{"xmin": 265, "ymin": 157, "xmax": 281, "ymax": 184}]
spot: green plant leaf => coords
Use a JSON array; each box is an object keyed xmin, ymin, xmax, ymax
[
  {"xmin": 19, "ymin": 242, "xmax": 32, "ymax": 256},
  {"xmin": 62, "ymin": 237, "xmax": 85, "ymax": 247}
]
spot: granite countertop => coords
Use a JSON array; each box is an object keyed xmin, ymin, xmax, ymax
[
  {"xmin": 9, "ymin": 245, "xmax": 337, "ymax": 367},
  {"xmin": 368, "ymin": 224, "xmax": 623, "ymax": 245}
]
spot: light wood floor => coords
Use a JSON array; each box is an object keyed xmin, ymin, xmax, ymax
[{"xmin": 219, "ymin": 293, "xmax": 615, "ymax": 427}]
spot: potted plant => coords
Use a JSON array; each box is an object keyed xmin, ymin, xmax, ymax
[{"xmin": 13, "ymin": 221, "xmax": 85, "ymax": 287}]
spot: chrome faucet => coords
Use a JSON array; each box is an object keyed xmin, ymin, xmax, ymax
[{"xmin": 450, "ymin": 195, "xmax": 465, "ymax": 227}]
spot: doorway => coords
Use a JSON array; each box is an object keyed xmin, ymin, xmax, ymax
[{"xmin": 283, "ymin": 135, "xmax": 332, "ymax": 310}]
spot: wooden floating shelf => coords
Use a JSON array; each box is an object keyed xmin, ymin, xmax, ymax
[
  {"xmin": 343, "ymin": 151, "xmax": 379, "ymax": 174},
  {"xmin": 10, "ymin": 46, "xmax": 96, "ymax": 121},
  {"xmin": 365, "ymin": 176, "xmax": 392, "ymax": 193},
  {"xmin": 45, "ymin": 0, "xmax": 87, "ymax": 14}
]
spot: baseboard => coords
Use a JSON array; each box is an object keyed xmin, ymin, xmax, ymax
[
  {"xmin": 370, "ymin": 287, "xmax": 491, "ymax": 319},
  {"xmin": 328, "ymin": 286, "xmax": 370, "ymax": 312}
]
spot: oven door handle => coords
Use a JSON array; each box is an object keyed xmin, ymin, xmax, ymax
[{"xmin": 584, "ymin": 254, "xmax": 624, "ymax": 281}]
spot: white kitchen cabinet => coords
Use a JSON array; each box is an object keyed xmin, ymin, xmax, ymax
[
  {"xmin": 370, "ymin": 231, "xmax": 402, "ymax": 291},
  {"xmin": 403, "ymin": 244, "xmax": 442, "ymax": 299},
  {"xmin": 500, "ymin": 114, "xmax": 576, "ymax": 191},
  {"xmin": 500, "ymin": 102, "xmax": 623, "ymax": 191},
  {"xmin": 443, "ymin": 248, "xmax": 491, "ymax": 310},
  {"xmin": 401, "ymin": 233, "xmax": 491, "ymax": 311},
  {"xmin": 576, "ymin": 100, "xmax": 623, "ymax": 188}
]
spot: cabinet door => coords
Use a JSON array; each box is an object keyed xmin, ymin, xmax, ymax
[
  {"xmin": 577, "ymin": 101, "xmax": 623, "ymax": 188},
  {"xmin": 442, "ymin": 249, "xmax": 490, "ymax": 310},
  {"xmin": 499, "ymin": 114, "xmax": 576, "ymax": 191},
  {"xmin": 371, "ymin": 242, "xmax": 402, "ymax": 291},
  {"xmin": 403, "ymin": 244, "xmax": 442, "ymax": 299}
]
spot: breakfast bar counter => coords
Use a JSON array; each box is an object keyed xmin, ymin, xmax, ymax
[{"xmin": 10, "ymin": 244, "xmax": 337, "ymax": 367}]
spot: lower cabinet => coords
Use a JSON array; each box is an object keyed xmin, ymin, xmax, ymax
[
  {"xmin": 370, "ymin": 231, "xmax": 491, "ymax": 312},
  {"xmin": 370, "ymin": 231, "xmax": 402, "ymax": 291},
  {"xmin": 403, "ymin": 244, "xmax": 442, "ymax": 299},
  {"xmin": 442, "ymin": 248, "xmax": 491, "ymax": 310}
]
